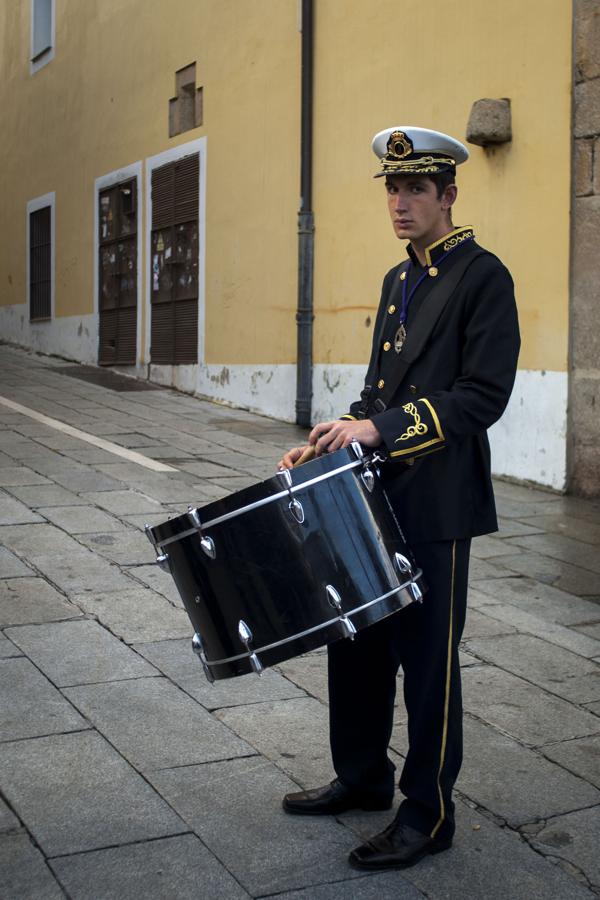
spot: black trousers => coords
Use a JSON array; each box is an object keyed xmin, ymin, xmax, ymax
[{"xmin": 327, "ymin": 539, "xmax": 470, "ymax": 841}]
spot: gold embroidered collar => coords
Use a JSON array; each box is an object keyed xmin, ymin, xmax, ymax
[{"xmin": 408, "ymin": 226, "xmax": 475, "ymax": 267}]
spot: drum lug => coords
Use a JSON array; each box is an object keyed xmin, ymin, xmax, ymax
[
  {"xmin": 200, "ymin": 536, "xmax": 216, "ymax": 559},
  {"xmin": 191, "ymin": 632, "xmax": 215, "ymax": 684},
  {"xmin": 188, "ymin": 507, "xmax": 217, "ymax": 560},
  {"xmin": 278, "ymin": 469, "xmax": 305, "ymax": 526},
  {"xmin": 144, "ymin": 523, "xmax": 157, "ymax": 547},
  {"xmin": 350, "ymin": 440, "xmax": 364, "ymax": 460},
  {"xmin": 326, "ymin": 584, "xmax": 357, "ymax": 641},
  {"xmin": 288, "ymin": 498, "xmax": 305, "ymax": 524},
  {"xmin": 409, "ymin": 581, "xmax": 423, "ymax": 603},
  {"xmin": 361, "ymin": 468, "xmax": 375, "ymax": 493},
  {"xmin": 156, "ymin": 553, "xmax": 170, "ymax": 572},
  {"xmin": 238, "ymin": 619, "xmax": 263, "ymax": 676},
  {"xmin": 394, "ymin": 552, "xmax": 413, "ymax": 578}
]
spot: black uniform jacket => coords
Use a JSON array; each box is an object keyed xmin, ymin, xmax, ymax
[{"xmin": 341, "ymin": 227, "xmax": 520, "ymax": 543}]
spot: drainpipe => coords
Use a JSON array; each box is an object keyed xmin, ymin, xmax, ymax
[{"xmin": 295, "ymin": 0, "xmax": 314, "ymax": 428}]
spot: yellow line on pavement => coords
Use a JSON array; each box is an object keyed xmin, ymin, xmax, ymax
[{"xmin": 0, "ymin": 395, "xmax": 178, "ymax": 473}]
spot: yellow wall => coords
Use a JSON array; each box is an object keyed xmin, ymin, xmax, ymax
[
  {"xmin": 0, "ymin": 0, "xmax": 571, "ymax": 373},
  {"xmin": 312, "ymin": 0, "xmax": 572, "ymax": 373}
]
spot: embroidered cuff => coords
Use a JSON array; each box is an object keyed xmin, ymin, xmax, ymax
[{"xmin": 388, "ymin": 398, "xmax": 445, "ymax": 458}]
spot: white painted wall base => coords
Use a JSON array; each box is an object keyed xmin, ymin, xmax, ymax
[{"xmin": 0, "ymin": 305, "xmax": 99, "ymax": 364}]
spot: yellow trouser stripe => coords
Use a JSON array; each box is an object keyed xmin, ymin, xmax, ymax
[{"xmin": 431, "ymin": 540, "xmax": 456, "ymax": 839}]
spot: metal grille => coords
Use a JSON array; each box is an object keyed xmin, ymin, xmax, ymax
[
  {"xmin": 150, "ymin": 153, "xmax": 199, "ymax": 365},
  {"xmin": 98, "ymin": 179, "xmax": 137, "ymax": 365},
  {"xmin": 29, "ymin": 206, "xmax": 51, "ymax": 321}
]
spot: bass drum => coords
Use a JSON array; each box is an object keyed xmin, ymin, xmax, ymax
[{"xmin": 145, "ymin": 443, "xmax": 425, "ymax": 681}]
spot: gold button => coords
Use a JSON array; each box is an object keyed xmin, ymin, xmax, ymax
[
  {"xmin": 409, "ymin": 384, "xmax": 417, "ymax": 394},
  {"xmin": 378, "ymin": 379, "xmax": 385, "ymax": 389},
  {"xmin": 387, "ymin": 304, "xmax": 396, "ymax": 314},
  {"xmin": 428, "ymin": 266, "xmax": 438, "ymax": 277},
  {"xmin": 383, "ymin": 341, "xmax": 391, "ymax": 352},
  {"xmin": 400, "ymin": 271, "xmax": 407, "ymax": 281}
]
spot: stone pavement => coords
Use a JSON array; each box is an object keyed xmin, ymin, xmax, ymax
[{"xmin": 0, "ymin": 342, "xmax": 599, "ymax": 900}]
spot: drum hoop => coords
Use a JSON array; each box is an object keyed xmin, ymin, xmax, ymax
[
  {"xmin": 197, "ymin": 572, "xmax": 422, "ymax": 668},
  {"xmin": 155, "ymin": 458, "xmax": 364, "ymax": 549}
]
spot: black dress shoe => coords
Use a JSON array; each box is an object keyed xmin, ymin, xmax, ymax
[
  {"xmin": 349, "ymin": 821, "xmax": 452, "ymax": 870},
  {"xmin": 282, "ymin": 779, "xmax": 392, "ymax": 816}
]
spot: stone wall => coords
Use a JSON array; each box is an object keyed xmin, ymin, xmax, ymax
[{"xmin": 571, "ymin": 0, "xmax": 600, "ymax": 496}]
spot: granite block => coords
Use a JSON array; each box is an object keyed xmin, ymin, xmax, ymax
[
  {"xmin": 49, "ymin": 833, "xmax": 251, "ymax": 900},
  {"xmin": 0, "ymin": 657, "xmax": 87, "ymax": 741},
  {"xmin": 0, "ymin": 833, "xmax": 65, "ymax": 900},
  {"xmin": 458, "ymin": 716, "xmax": 600, "ymax": 826},
  {"xmin": 462, "ymin": 666, "xmax": 600, "ymax": 746},
  {"xmin": 0, "ymin": 466, "xmax": 50, "ymax": 486},
  {"xmin": 72, "ymin": 587, "xmax": 191, "ymax": 642},
  {"xmin": 0, "ymin": 631, "xmax": 22, "ymax": 658},
  {"xmin": 472, "ymin": 576, "xmax": 600, "ymax": 626},
  {"xmin": 5, "ymin": 619, "xmax": 157, "ymax": 685},
  {"xmin": 0, "ymin": 577, "xmax": 80, "ymax": 626},
  {"xmin": 77, "ymin": 529, "xmax": 155, "ymax": 565},
  {"xmin": 275, "ymin": 651, "xmax": 330, "ymax": 703},
  {"xmin": 148, "ymin": 757, "xmax": 365, "ymax": 896},
  {"xmin": 5, "ymin": 484, "xmax": 87, "ymax": 507},
  {"xmin": 64, "ymin": 677, "xmax": 254, "ymax": 771},
  {"xmin": 38, "ymin": 505, "xmax": 125, "ymax": 534},
  {"xmin": 0, "ymin": 490, "xmax": 43, "ymax": 525},
  {"xmin": 0, "ymin": 546, "xmax": 34, "ymax": 577},
  {"xmin": 541, "ymin": 735, "xmax": 600, "ymax": 788},
  {"xmin": 531, "ymin": 806, "xmax": 600, "ymax": 890},
  {"xmin": 134, "ymin": 638, "xmax": 306, "ymax": 709},
  {"xmin": 81, "ymin": 489, "xmax": 166, "ymax": 515},
  {"xmin": 0, "ymin": 795, "xmax": 19, "ymax": 832},
  {"xmin": 0, "ymin": 731, "xmax": 185, "ymax": 856}
]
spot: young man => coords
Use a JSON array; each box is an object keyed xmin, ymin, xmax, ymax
[{"xmin": 279, "ymin": 126, "xmax": 520, "ymax": 870}]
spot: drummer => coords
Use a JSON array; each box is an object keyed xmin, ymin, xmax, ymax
[{"xmin": 279, "ymin": 125, "xmax": 520, "ymax": 870}]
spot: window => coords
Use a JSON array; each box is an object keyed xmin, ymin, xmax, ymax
[
  {"xmin": 28, "ymin": 197, "xmax": 54, "ymax": 322},
  {"xmin": 31, "ymin": 0, "xmax": 55, "ymax": 73},
  {"xmin": 98, "ymin": 179, "xmax": 138, "ymax": 365},
  {"xmin": 150, "ymin": 153, "xmax": 199, "ymax": 364}
]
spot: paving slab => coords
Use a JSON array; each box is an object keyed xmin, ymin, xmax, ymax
[
  {"xmin": 0, "ymin": 522, "xmax": 87, "ymax": 559},
  {"xmin": 49, "ymin": 833, "xmax": 251, "ymax": 900},
  {"xmin": 494, "ymin": 551, "xmax": 600, "ymax": 596},
  {"xmin": 81, "ymin": 489, "xmax": 166, "ymax": 515},
  {"xmin": 0, "ymin": 795, "xmax": 19, "ymax": 832},
  {"xmin": 127, "ymin": 563, "xmax": 184, "ymax": 605},
  {"xmin": 468, "ymin": 557, "xmax": 515, "ymax": 580},
  {"xmin": 0, "ymin": 657, "xmax": 87, "ymax": 741},
  {"xmin": 0, "ymin": 466, "xmax": 51, "ymax": 486},
  {"xmin": 4, "ymin": 483, "xmax": 87, "ymax": 507},
  {"xmin": 461, "ymin": 607, "xmax": 517, "ymax": 640},
  {"xmin": 37, "ymin": 505, "xmax": 125, "ymax": 534},
  {"xmin": 72, "ymin": 587, "xmax": 191, "ymax": 642},
  {"xmin": 268, "ymin": 873, "xmax": 426, "ymax": 899},
  {"xmin": 29, "ymin": 550, "xmax": 136, "ymax": 596},
  {"xmin": 398, "ymin": 799, "xmax": 596, "ymax": 900},
  {"xmin": 462, "ymin": 666, "xmax": 600, "ymax": 747},
  {"xmin": 520, "ymin": 513, "xmax": 600, "ymax": 546},
  {"xmin": 508, "ymin": 533, "xmax": 600, "ymax": 575},
  {"xmin": 0, "ymin": 630, "xmax": 21, "ymax": 658},
  {"xmin": 0, "ymin": 731, "xmax": 186, "ymax": 857},
  {"xmin": 0, "ymin": 490, "xmax": 43, "ymax": 525},
  {"xmin": 0, "ymin": 832, "xmax": 65, "ymax": 900},
  {"xmin": 541, "ymin": 735, "xmax": 600, "ymax": 788},
  {"xmin": 473, "ymin": 576, "xmax": 600, "ymax": 625},
  {"xmin": 0, "ymin": 577, "xmax": 80, "ymax": 626},
  {"xmin": 496, "ymin": 516, "xmax": 545, "ymax": 538},
  {"xmin": 531, "ymin": 807, "xmax": 600, "ymax": 890},
  {"xmin": 77, "ymin": 529, "xmax": 156, "ymax": 565},
  {"xmin": 479, "ymin": 604, "xmax": 600, "ymax": 658},
  {"xmin": 134, "ymin": 638, "xmax": 306, "ymax": 708},
  {"xmin": 63, "ymin": 677, "xmax": 255, "ymax": 771},
  {"xmin": 0, "ymin": 545, "xmax": 34, "ymax": 577},
  {"xmin": 216, "ymin": 697, "xmax": 333, "ymax": 789},
  {"xmin": 464, "ymin": 633, "xmax": 600, "ymax": 704},
  {"xmin": 458, "ymin": 715, "xmax": 600, "ymax": 826},
  {"xmin": 575, "ymin": 621, "xmax": 600, "ymax": 640},
  {"xmin": 148, "ymin": 756, "xmax": 366, "ymax": 897},
  {"xmin": 5, "ymin": 619, "xmax": 158, "ymax": 686},
  {"xmin": 275, "ymin": 651, "xmax": 330, "ymax": 703},
  {"xmin": 471, "ymin": 535, "xmax": 518, "ymax": 559}
]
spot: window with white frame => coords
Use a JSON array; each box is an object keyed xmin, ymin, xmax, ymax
[
  {"xmin": 27, "ymin": 193, "xmax": 55, "ymax": 322},
  {"xmin": 31, "ymin": 0, "xmax": 55, "ymax": 73}
]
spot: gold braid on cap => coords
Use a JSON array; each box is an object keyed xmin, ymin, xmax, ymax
[{"xmin": 380, "ymin": 131, "xmax": 455, "ymax": 174}]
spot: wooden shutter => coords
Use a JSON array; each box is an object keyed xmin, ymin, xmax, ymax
[
  {"xmin": 30, "ymin": 206, "xmax": 51, "ymax": 321},
  {"xmin": 150, "ymin": 153, "xmax": 199, "ymax": 365}
]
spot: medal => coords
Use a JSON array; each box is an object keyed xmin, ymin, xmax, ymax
[{"xmin": 394, "ymin": 323, "xmax": 406, "ymax": 353}]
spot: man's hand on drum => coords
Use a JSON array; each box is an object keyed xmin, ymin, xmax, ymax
[{"xmin": 278, "ymin": 418, "xmax": 382, "ymax": 469}]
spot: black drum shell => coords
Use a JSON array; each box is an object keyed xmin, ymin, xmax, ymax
[{"xmin": 148, "ymin": 447, "xmax": 423, "ymax": 679}]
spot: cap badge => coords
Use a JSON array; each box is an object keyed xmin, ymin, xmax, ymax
[{"xmin": 387, "ymin": 131, "xmax": 413, "ymax": 160}]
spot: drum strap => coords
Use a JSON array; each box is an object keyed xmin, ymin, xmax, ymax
[{"xmin": 368, "ymin": 248, "xmax": 487, "ymax": 415}]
